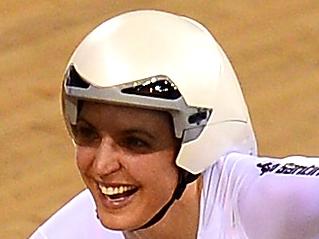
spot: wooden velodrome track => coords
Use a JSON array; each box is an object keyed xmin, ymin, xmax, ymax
[{"xmin": 1, "ymin": 1, "xmax": 318, "ymax": 238}]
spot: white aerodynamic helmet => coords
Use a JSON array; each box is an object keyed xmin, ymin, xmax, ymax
[{"xmin": 62, "ymin": 10, "xmax": 257, "ymax": 175}]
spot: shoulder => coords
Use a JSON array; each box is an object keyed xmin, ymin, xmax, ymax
[
  {"xmin": 224, "ymin": 152, "xmax": 319, "ymax": 178},
  {"xmin": 29, "ymin": 189, "xmax": 123, "ymax": 239},
  {"xmin": 233, "ymin": 154, "xmax": 319, "ymax": 239}
]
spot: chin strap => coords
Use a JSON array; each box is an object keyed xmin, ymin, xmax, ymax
[{"xmin": 136, "ymin": 170, "xmax": 200, "ymax": 230}]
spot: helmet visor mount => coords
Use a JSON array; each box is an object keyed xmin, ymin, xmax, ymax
[{"xmin": 63, "ymin": 65, "xmax": 213, "ymax": 144}]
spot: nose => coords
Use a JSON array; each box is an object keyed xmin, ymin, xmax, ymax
[{"xmin": 93, "ymin": 137, "xmax": 122, "ymax": 177}]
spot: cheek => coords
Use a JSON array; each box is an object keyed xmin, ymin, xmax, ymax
[
  {"xmin": 129, "ymin": 150, "xmax": 179, "ymax": 191},
  {"xmin": 75, "ymin": 146, "xmax": 95, "ymax": 173}
]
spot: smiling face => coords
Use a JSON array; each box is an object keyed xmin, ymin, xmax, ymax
[{"xmin": 72, "ymin": 101, "xmax": 180, "ymax": 230}]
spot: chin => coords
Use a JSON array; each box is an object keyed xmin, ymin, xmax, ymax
[{"xmin": 97, "ymin": 209, "xmax": 148, "ymax": 231}]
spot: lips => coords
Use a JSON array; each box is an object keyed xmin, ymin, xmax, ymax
[{"xmin": 97, "ymin": 183, "xmax": 139, "ymax": 209}]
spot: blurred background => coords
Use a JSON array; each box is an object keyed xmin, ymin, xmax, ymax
[{"xmin": 1, "ymin": 0, "xmax": 318, "ymax": 238}]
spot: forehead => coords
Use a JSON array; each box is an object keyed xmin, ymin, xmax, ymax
[{"xmin": 78, "ymin": 101, "xmax": 174, "ymax": 129}]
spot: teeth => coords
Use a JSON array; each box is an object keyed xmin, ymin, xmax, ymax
[{"xmin": 98, "ymin": 184, "xmax": 135, "ymax": 196}]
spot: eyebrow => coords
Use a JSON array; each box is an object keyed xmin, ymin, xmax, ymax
[
  {"xmin": 122, "ymin": 128, "xmax": 156, "ymax": 140},
  {"xmin": 76, "ymin": 117, "xmax": 95, "ymax": 128},
  {"xmin": 77, "ymin": 116, "xmax": 156, "ymax": 140}
]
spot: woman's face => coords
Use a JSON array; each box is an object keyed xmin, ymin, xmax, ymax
[{"xmin": 73, "ymin": 101, "xmax": 180, "ymax": 230}]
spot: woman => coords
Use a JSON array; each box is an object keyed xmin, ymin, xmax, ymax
[{"xmin": 30, "ymin": 10, "xmax": 319, "ymax": 239}]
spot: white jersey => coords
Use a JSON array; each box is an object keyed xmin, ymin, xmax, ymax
[{"xmin": 30, "ymin": 153, "xmax": 319, "ymax": 239}]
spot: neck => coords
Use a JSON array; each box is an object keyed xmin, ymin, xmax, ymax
[{"xmin": 124, "ymin": 176, "xmax": 203, "ymax": 239}]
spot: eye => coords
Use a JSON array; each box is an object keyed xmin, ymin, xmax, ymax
[
  {"xmin": 71, "ymin": 121, "xmax": 101, "ymax": 146},
  {"xmin": 121, "ymin": 136, "xmax": 151, "ymax": 153}
]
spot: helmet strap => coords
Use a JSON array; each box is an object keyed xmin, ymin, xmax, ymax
[{"xmin": 136, "ymin": 169, "xmax": 200, "ymax": 230}]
